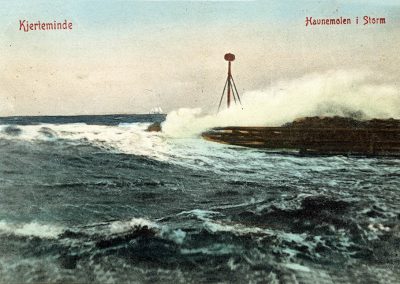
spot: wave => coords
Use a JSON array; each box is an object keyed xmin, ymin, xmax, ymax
[
  {"xmin": 0, "ymin": 217, "xmax": 188, "ymax": 249},
  {"xmin": 2, "ymin": 125, "xmax": 22, "ymax": 136},
  {"xmin": 0, "ymin": 218, "xmax": 157, "ymax": 240},
  {"xmin": 162, "ymin": 70, "xmax": 400, "ymax": 138},
  {"xmin": 0, "ymin": 123, "xmax": 170, "ymax": 161},
  {"xmin": 1, "ymin": 119, "xmax": 397, "ymax": 182},
  {"xmin": 0, "ymin": 122, "xmax": 270, "ymax": 178},
  {"xmin": 1, "ymin": 204, "xmax": 397, "ymax": 272},
  {"xmin": 108, "ymin": 217, "xmax": 158, "ymax": 234},
  {"xmin": 0, "ymin": 220, "xmax": 64, "ymax": 239}
]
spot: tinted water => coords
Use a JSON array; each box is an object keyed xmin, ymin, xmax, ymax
[{"xmin": 0, "ymin": 115, "xmax": 399, "ymax": 283}]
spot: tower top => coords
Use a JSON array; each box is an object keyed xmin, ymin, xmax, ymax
[
  {"xmin": 224, "ymin": 53, "xmax": 235, "ymax": 62},
  {"xmin": 218, "ymin": 53, "xmax": 242, "ymax": 111}
]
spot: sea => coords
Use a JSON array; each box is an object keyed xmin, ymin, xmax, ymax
[{"xmin": 0, "ymin": 114, "xmax": 399, "ymax": 283}]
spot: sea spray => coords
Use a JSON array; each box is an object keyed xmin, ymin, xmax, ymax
[{"xmin": 162, "ymin": 70, "xmax": 400, "ymax": 138}]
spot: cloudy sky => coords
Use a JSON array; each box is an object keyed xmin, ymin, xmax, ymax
[{"xmin": 0, "ymin": 0, "xmax": 399, "ymax": 116}]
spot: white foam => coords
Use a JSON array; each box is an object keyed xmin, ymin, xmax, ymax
[
  {"xmin": 0, "ymin": 123, "xmax": 170, "ymax": 161},
  {"xmin": 161, "ymin": 228, "xmax": 186, "ymax": 245},
  {"xmin": 200, "ymin": 218, "xmax": 327, "ymax": 259},
  {"xmin": 204, "ymin": 220, "xmax": 269, "ymax": 236},
  {"xmin": 0, "ymin": 122, "xmax": 259, "ymax": 179},
  {"xmin": 177, "ymin": 209, "xmax": 222, "ymax": 221},
  {"xmin": 180, "ymin": 244, "xmax": 237, "ymax": 255},
  {"xmin": 284, "ymin": 263, "xmax": 311, "ymax": 273},
  {"xmin": 368, "ymin": 223, "xmax": 391, "ymax": 233},
  {"xmin": 0, "ymin": 220, "xmax": 64, "ymax": 239},
  {"xmin": 108, "ymin": 217, "xmax": 158, "ymax": 234}
]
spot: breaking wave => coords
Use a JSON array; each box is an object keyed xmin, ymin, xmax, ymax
[
  {"xmin": 0, "ymin": 123, "xmax": 169, "ymax": 161},
  {"xmin": 0, "ymin": 122, "xmax": 275, "ymax": 178},
  {"xmin": 0, "ymin": 220, "xmax": 64, "ymax": 239},
  {"xmin": 162, "ymin": 70, "xmax": 400, "ymax": 137}
]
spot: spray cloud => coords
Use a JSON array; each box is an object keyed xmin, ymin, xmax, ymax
[{"xmin": 162, "ymin": 70, "xmax": 400, "ymax": 138}]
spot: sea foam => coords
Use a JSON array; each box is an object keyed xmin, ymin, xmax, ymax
[{"xmin": 0, "ymin": 220, "xmax": 64, "ymax": 239}]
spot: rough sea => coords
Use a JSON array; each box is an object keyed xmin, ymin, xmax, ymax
[{"xmin": 0, "ymin": 114, "xmax": 399, "ymax": 283}]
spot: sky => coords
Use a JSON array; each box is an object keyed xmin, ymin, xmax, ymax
[{"xmin": 0, "ymin": 0, "xmax": 399, "ymax": 116}]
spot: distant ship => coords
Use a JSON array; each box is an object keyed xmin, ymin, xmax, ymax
[{"xmin": 149, "ymin": 107, "xmax": 163, "ymax": 114}]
